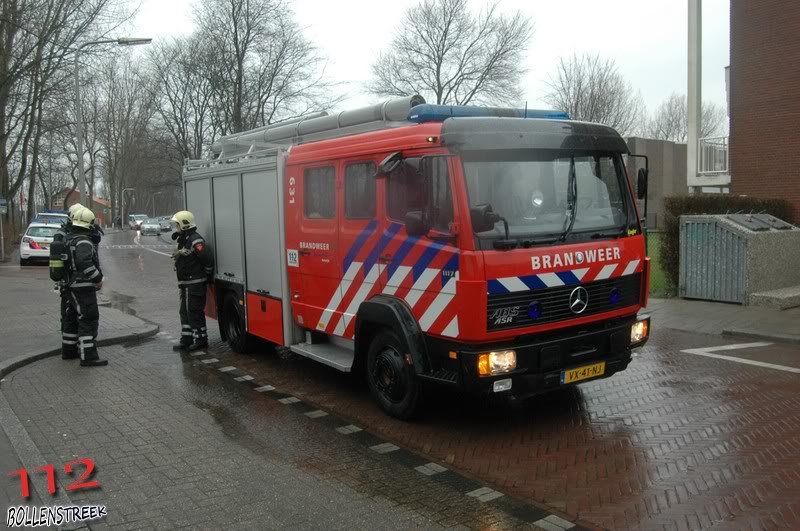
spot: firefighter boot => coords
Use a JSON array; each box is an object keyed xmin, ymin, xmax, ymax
[
  {"xmin": 61, "ymin": 333, "xmax": 79, "ymax": 359},
  {"xmin": 79, "ymin": 336, "xmax": 108, "ymax": 367},
  {"xmin": 187, "ymin": 338, "xmax": 208, "ymax": 352},
  {"xmin": 173, "ymin": 324, "xmax": 193, "ymax": 351}
]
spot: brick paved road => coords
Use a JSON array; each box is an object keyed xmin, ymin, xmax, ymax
[
  {"xmin": 2, "ymin": 340, "xmax": 541, "ymax": 529},
  {"xmin": 4, "ymin": 229, "xmax": 800, "ymax": 530}
]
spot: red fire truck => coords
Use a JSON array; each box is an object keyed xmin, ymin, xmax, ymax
[{"xmin": 184, "ymin": 96, "xmax": 651, "ymax": 419}]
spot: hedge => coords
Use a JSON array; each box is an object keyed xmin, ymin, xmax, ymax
[{"xmin": 658, "ymin": 195, "xmax": 795, "ymax": 293}]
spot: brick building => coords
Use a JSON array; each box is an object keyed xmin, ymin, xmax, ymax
[
  {"xmin": 51, "ymin": 188, "xmax": 112, "ymax": 227},
  {"xmin": 729, "ymin": 0, "xmax": 800, "ymax": 221}
]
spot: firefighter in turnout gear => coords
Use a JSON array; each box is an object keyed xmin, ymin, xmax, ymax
[
  {"xmin": 51, "ymin": 203, "xmax": 83, "ymax": 358},
  {"xmin": 171, "ymin": 210, "xmax": 214, "ymax": 351},
  {"xmin": 63, "ymin": 207, "xmax": 108, "ymax": 366}
]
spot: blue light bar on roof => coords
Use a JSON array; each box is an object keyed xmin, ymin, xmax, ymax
[{"xmin": 407, "ymin": 104, "xmax": 570, "ymax": 123}]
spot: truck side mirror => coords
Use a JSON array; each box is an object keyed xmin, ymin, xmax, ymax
[
  {"xmin": 470, "ymin": 204, "xmax": 498, "ymax": 233},
  {"xmin": 378, "ymin": 152, "xmax": 403, "ymax": 175},
  {"xmin": 405, "ymin": 211, "xmax": 430, "ymax": 237},
  {"xmin": 636, "ymin": 168, "xmax": 648, "ymax": 200}
]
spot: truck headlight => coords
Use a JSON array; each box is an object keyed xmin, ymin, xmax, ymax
[
  {"xmin": 631, "ymin": 318, "xmax": 650, "ymax": 345},
  {"xmin": 477, "ymin": 350, "xmax": 517, "ymax": 376}
]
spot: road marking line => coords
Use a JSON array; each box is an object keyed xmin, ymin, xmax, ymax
[
  {"xmin": 336, "ymin": 424, "xmax": 362, "ymax": 434},
  {"xmin": 234, "ymin": 375, "xmax": 254, "ymax": 382},
  {"xmin": 534, "ymin": 515, "xmax": 575, "ymax": 530},
  {"xmin": 681, "ymin": 342, "xmax": 800, "ymax": 373},
  {"xmin": 140, "ymin": 247, "xmax": 172, "ymax": 257},
  {"xmin": 278, "ymin": 397, "xmax": 300, "ymax": 404},
  {"xmin": 466, "ymin": 486, "xmax": 504, "ymax": 502},
  {"xmin": 415, "ymin": 463, "xmax": 447, "ymax": 476},
  {"xmin": 304, "ymin": 410, "xmax": 328, "ymax": 418},
  {"xmin": 200, "ymin": 358, "xmax": 219, "ymax": 364},
  {"xmin": 254, "ymin": 385, "xmax": 275, "ymax": 392},
  {"xmin": 218, "ymin": 366, "xmax": 236, "ymax": 373},
  {"xmin": 370, "ymin": 442, "xmax": 399, "ymax": 454}
]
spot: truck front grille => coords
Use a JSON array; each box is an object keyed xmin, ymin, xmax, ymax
[{"xmin": 486, "ymin": 274, "xmax": 641, "ymax": 331}]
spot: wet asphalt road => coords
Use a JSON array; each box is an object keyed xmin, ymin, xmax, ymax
[{"xmin": 54, "ymin": 230, "xmax": 800, "ymax": 528}]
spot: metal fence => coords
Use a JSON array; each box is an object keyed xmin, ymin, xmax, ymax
[{"xmin": 698, "ymin": 136, "xmax": 729, "ymax": 175}]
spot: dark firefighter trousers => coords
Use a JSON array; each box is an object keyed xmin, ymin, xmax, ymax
[
  {"xmin": 62, "ymin": 287, "xmax": 100, "ymax": 361},
  {"xmin": 179, "ymin": 282, "xmax": 207, "ymax": 345}
]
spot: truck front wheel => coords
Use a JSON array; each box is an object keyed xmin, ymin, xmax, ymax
[{"xmin": 366, "ymin": 329, "xmax": 421, "ymax": 420}]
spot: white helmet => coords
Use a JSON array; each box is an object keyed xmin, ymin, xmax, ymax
[
  {"xmin": 71, "ymin": 207, "xmax": 95, "ymax": 229},
  {"xmin": 68, "ymin": 203, "xmax": 84, "ymax": 218},
  {"xmin": 170, "ymin": 210, "xmax": 196, "ymax": 232}
]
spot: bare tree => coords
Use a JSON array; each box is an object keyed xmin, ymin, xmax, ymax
[
  {"xmin": 149, "ymin": 37, "xmax": 218, "ymax": 160},
  {"xmin": 368, "ymin": 0, "xmax": 532, "ymax": 106},
  {"xmin": 646, "ymin": 93, "xmax": 727, "ymax": 142},
  {"xmin": 0, "ymin": 0, "xmax": 129, "ymax": 230},
  {"xmin": 193, "ymin": 0, "xmax": 341, "ymax": 135},
  {"xmin": 543, "ymin": 53, "xmax": 645, "ymax": 136}
]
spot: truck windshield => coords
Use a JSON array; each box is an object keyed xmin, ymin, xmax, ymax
[{"xmin": 462, "ymin": 150, "xmax": 635, "ymax": 246}]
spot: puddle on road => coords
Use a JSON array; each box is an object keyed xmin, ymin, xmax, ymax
[{"xmin": 105, "ymin": 290, "xmax": 138, "ymax": 316}]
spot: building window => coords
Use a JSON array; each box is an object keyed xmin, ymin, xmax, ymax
[{"xmin": 304, "ymin": 166, "xmax": 335, "ymax": 219}]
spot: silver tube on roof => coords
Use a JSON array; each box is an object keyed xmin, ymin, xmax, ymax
[
  {"xmin": 212, "ymin": 95, "xmax": 425, "ymax": 155},
  {"xmin": 211, "ymin": 111, "xmax": 329, "ymax": 154}
]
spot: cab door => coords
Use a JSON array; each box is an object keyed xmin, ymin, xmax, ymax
[
  {"xmin": 292, "ymin": 164, "xmax": 342, "ymax": 332},
  {"xmin": 328, "ymin": 160, "xmax": 385, "ymax": 338}
]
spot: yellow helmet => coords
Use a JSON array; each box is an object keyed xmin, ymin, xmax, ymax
[
  {"xmin": 68, "ymin": 203, "xmax": 84, "ymax": 218},
  {"xmin": 170, "ymin": 210, "xmax": 196, "ymax": 231},
  {"xmin": 71, "ymin": 207, "xmax": 95, "ymax": 229}
]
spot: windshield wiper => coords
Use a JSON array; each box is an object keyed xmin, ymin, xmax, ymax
[
  {"xmin": 558, "ymin": 156, "xmax": 577, "ymax": 242},
  {"xmin": 590, "ymin": 229, "xmax": 627, "ymax": 240}
]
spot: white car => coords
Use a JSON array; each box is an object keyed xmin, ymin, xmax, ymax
[
  {"xmin": 140, "ymin": 218, "xmax": 161, "ymax": 235},
  {"xmin": 128, "ymin": 214, "xmax": 147, "ymax": 230},
  {"xmin": 20, "ymin": 222, "xmax": 61, "ymax": 266}
]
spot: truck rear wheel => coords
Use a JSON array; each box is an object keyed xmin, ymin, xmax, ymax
[
  {"xmin": 223, "ymin": 293, "xmax": 251, "ymax": 353},
  {"xmin": 366, "ymin": 329, "xmax": 421, "ymax": 420}
]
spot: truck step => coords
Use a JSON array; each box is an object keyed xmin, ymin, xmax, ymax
[{"xmin": 289, "ymin": 342, "xmax": 354, "ymax": 372}]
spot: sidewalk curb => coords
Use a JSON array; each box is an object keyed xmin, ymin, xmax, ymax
[
  {"xmin": 722, "ymin": 328, "xmax": 800, "ymax": 345},
  {"xmin": 0, "ymin": 323, "xmax": 160, "ymax": 380}
]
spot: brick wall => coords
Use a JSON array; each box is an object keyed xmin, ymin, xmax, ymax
[{"xmin": 730, "ymin": 0, "xmax": 800, "ymax": 222}]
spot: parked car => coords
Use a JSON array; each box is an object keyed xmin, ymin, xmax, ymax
[
  {"xmin": 158, "ymin": 216, "xmax": 172, "ymax": 232},
  {"xmin": 20, "ymin": 223, "xmax": 60, "ymax": 266},
  {"xmin": 33, "ymin": 212, "xmax": 68, "ymax": 226},
  {"xmin": 140, "ymin": 218, "xmax": 162, "ymax": 236},
  {"xmin": 128, "ymin": 213, "xmax": 147, "ymax": 230}
]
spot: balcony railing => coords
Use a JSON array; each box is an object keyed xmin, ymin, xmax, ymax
[{"xmin": 698, "ymin": 136, "xmax": 729, "ymax": 175}]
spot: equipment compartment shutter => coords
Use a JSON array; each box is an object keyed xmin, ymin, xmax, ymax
[
  {"xmin": 213, "ymin": 174, "xmax": 244, "ymax": 283},
  {"xmin": 243, "ymin": 166, "xmax": 282, "ymax": 297},
  {"xmin": 185, "ymin": 179, "xmax": 214, "ymax": 256}
]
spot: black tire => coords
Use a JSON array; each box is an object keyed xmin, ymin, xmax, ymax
[
  {"xmin": 366, "ymin": 329, "xmax": 422, "ymax": 420},
  {"xmin": 223, "ymin": 293, "xmax": 250, "ymax": 353}
]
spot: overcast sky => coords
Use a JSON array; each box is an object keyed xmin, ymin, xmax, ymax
[{"xmin": 131, "ymin": 0, "xmax": 730, "ymax": 115}]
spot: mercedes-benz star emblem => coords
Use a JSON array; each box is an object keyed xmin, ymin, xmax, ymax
[{"xmin": 569, "ymin": 286, "xmax": 589, "ymax": 314}]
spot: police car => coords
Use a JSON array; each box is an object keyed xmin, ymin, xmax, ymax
[{"xmin": 20, "ymin": 222, "xmax": 61, "ymax": 266}]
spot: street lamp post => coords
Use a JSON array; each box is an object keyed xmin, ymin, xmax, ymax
[
  {"xmin": 75, "ymin": 38, "xmax": 152, "ymax": 205},
  {"xmin": 151, "ymin": 191, "xmax": 163, "ymax": 217},
  {"xmin": 121, "ymin": 187, "xmax": 135, "ymax": 230}
]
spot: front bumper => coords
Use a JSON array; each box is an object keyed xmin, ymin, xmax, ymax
[{"xmin": 425, "ymin": 314, "xmax": 648, "ymax": 399}]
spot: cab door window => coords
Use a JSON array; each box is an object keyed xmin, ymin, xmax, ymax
[
  {"xmin": 304, "ymin": 166, "xmax": 335, "ymax": 219},
  {"xmin": 345, "ymin": 162, "xmax": 376, "ymax": 219},
  {"xmin": 387, "ymin": 157, "xmax": 453, "ymax": 232}
]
